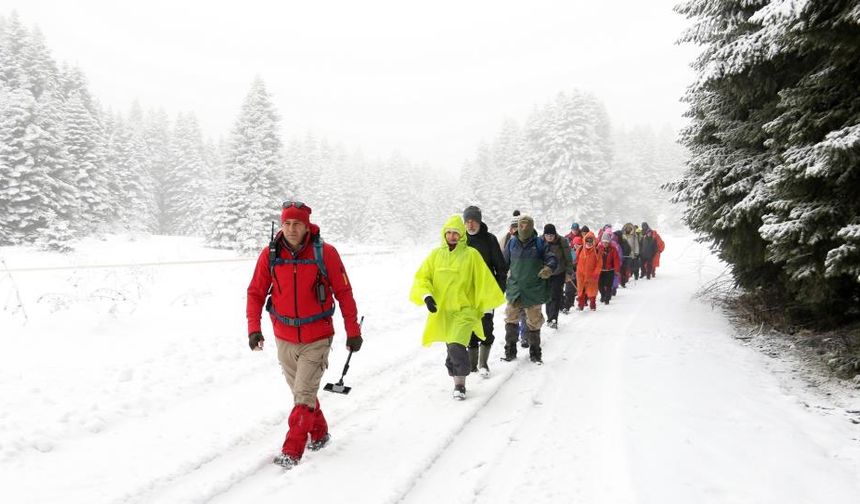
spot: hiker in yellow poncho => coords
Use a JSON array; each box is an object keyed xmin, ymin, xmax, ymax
[{"xmin": 410, "ymin": 214, "xmax": 506, "ymax": 400}]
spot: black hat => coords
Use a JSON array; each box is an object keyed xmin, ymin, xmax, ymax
[
  {"xmin": 543, "ymin": 223, "xmax": 557, "ymax": 236},
  {"xmin": 463, "ymin": 205, "xmax": 482, "ymax": 223}
]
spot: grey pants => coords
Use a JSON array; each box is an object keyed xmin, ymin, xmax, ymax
[{"xmin": 445, "ymin": 343, "xmax": 470, "ymax": 377}]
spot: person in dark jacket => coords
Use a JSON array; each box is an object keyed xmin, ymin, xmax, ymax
[
  {"xmin": 614, "ymin": 229, "xmax": 633, "ymax": 287},
  {"xmin": 501, "ymin": 215, "xmax": 558, "ymax": 364},
  {"xmin": 639, "ymin": 222, "xmax": 664, "ymax": 280},
  {"xmin": 247, "ymin": 201, "xmax": 363, "ymax": 469},
  {"xmin": 562, "ymin": 222, "xmax": 581, "ymax": 313},
  {"xmin": 463, "ymin": 205, "xmax": 508, "ymax": 378},
  {"xmin": 542, "ymin": 223, "xmax": 573, "ymax": 328}
]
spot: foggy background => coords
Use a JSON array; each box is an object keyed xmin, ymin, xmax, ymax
[{"xmin": 0, "ymin": 0, "xmax": 697, "ymax": 249}]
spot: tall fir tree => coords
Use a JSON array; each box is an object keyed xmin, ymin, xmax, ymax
[
  {"xmin": 104, "ymin": 113, "xmax": 158, "ymax": 233},
  {"xmin": 33, "ymin": 90, "xmax": 76, "ymax": 249},
  {"xmin": 62, "ymin": 90, "xmax": 110, "ymax": 234},
  {"xmin": 164, "ymin": 112, "xmax": 213, "ymax": 235},
  {"xmin": 0, "ymin": 86, "xmax": 48, "ymax": 244},
  {"xmin": 143, "ymin": 108, "xmax": 172, "ymax": 232},
  {"xmin": 0, "ymin": 12, "xmax": 30, "ymax": 91},
  {"xmin": 208, "ymin": 77, "xmax": 286, "ymax": 251},
  {"xmin": 672, "ymin": 0, "xmax": 860, "ymax": 322}
]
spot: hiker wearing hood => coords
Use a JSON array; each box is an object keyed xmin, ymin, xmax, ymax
[
  {"xmin": 576, "ymin": 231, "xmax": 602, "ymax": 310},
  {"xmin": 463, "ymin": 206, "xmax": 508, "ymax": 378},
  {"xmin": 410, "ymin": 215, "xmax": 506, "ymax": 400},
  {"xmin": 246, "ymin": 201, "xmax": 362, "ymax": 469},
  {"xmin": 622, "ymin": 223, "xmax": 640, "ymax": 282},
  {"xmin": 614, "ymin": 229, "xmax": 633, "ymax": 288},
  {"xmin": 501, "ymin": 214, "xmax": 558, "ymax": 364},
  {"xmin": 639, "ymin": 222, "xmax": 665, "ymax": 279},
  {"xmin": 541, "ymin": 223, "xmax": 573, "ymax": 329},
  {"xmin": 598, "ymin": 230, "xmax": 622, "ymax": 304}
]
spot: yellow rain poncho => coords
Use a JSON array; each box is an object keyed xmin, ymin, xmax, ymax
[{"xmin": 409, "ymin": 215, "xmax": 506, "ymax": 347}]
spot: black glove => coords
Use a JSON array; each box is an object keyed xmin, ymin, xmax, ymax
[
  {"xmin": 249, "ymin": 331, "xmax": 264, "ymax": 350},
  {"xmin": 346, "ymin": 335, "xmax": 363, "ymax": 352},
  {"xmin": 424, "ymin": 296, "xmax": 437, "ymax": 313}
]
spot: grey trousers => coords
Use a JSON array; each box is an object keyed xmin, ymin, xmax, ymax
[{"xmin": 445, "ymin": 343, "xmax": 470, "ymax": 377}]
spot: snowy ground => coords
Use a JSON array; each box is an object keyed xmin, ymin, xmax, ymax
[{"xmin": 1, "ymin": 233, "xmax": 859, "ymax": 504}]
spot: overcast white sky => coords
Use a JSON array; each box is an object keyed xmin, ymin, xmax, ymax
[{"xmin": 3, "ymin": 0, "xmax": 698, "ymax": 170}]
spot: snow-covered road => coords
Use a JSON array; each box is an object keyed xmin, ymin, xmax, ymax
[{"xmin": 1, "ymin": 234, "xmax": 859, "ymax": 503}]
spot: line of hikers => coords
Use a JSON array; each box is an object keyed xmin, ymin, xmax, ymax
[
  {"xmin": 247, "ymin": 200, "xmax": 664, "ymax": 468},
  {"xmin": 410, "ymin": 206, "xmax": 665, "ymax": 400}
]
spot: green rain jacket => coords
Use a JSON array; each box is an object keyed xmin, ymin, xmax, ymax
[{"xmin": 409, "ymin": 215, "xmax": 506, "ymax": 347}]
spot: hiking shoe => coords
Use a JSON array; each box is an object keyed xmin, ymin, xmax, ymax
[
  {"xmin": 478, "ymin": 366, "xmax": 490, "ymax": 378},
  {"xmin": 520, "ymin": 340, "xmax": 529, "ymax": 348},
  {"xmin": 530, "ymin": 356, "xmax": 543, "ymax": 365},
  {"xmin": 561, "ymin": 308, "xmax": 570, "ymax": 315},
  {"xmin": 307, "ymin": 433, "xmax": 331, "ymax": 452},
  {"xmin": 273, "ymin": 453, "xmax": 300, "ymax": 469},
  {"xmin": 500, "ymin": 354, "xmax": 516, "ymax": 362},
  {"xmin": 547, "ymin": 320, "xmax": 558, "ymax": 329},
  {"xmin": 453, "ymin": 385, "xmax": 466, "ymax": 400}
]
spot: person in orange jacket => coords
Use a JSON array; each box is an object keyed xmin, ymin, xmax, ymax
[{"xmin": 575, "ymin": 231, "xmax": 602, "ymax": 310}]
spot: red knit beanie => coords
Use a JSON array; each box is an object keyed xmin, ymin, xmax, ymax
[{"xmin": 281, "ymin": 203, "xmax": 312, "ymax": 226}]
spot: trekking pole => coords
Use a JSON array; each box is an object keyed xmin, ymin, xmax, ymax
[{"xmin": 323, "ymin": 315, "xmax": 363, "ymax": 395}]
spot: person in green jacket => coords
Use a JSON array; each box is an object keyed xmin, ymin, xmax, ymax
[
  {"xmin": 410, "ymin": 214, "xmax": 506, "ymax": 400},
  {"xmin": 501, "ymin": 215, "xmax": 558, "ymax": 364}
]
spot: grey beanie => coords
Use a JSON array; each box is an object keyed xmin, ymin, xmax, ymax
[{"xmin": 463, "ymin": 205, "xmax": 482, "ymax": 223}]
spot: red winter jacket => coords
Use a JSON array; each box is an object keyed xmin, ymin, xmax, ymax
[
  {"xmin": 598, "ymin": 242, "xmax": 621, "ymax": 273},
  {"xmin": 246, "ymin": 224, "xmax": 361, "ymax": 344}
]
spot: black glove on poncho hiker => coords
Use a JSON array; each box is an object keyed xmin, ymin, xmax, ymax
[
  {"xmin": 424, "ymin": 296, "xmax": 437, "ymax": 313},
  {"xmin": 249, "ymin": 331, "xmax": 264, "ymax": 350}
]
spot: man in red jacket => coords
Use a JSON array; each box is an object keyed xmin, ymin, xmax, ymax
[{"xmin": 246, "ymin": 201, "xmax": 363, "ymax": 469}]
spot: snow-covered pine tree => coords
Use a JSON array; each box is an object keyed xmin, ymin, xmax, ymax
[
  {"xmin": 671, "ymin": 0, "xmax": 782, "ymax": 291},
  {"xmin": 33, "ymin": 90, "xmax": 76, "ymax": 250},
  {"xmin": 21, "ymin": 27, "xmax": 59, "ymax": 100},
  {"xmin": 164, "ymin": 112, "xmax": 213, "ymax": 235},
  {"xmin": 673, "ymin": 0, "xmax": 860, "ymax": 321},
  {"xmin": 58, "ymin": 65, "xmax": 99, "ymax": 117},
  {"xmin": 613, "ymin": 125, "xmax": 659, "ymax": 224},
  {"xmin": 518, "ymin": 103, "xmax": 554, "ymax": 221},
  {"xmin": 0, "ymin": 86, "xmax": 49, "ymax": 244},
  {"xmin": 207, "ymin": 77, "xmax": 284, "ymax": 252},
  {"xmin": 62, "ymin": 90, "xmax": 111, "ymax": 235},
  {"xmin": 105, "ymin": 113, "xmax": 158, "ymax": 233},
  {"xmin": 546, "ymin": 91, "xmax": 610, "ymax": 226},
  {"xmin": 0, "ymin": 12, "xmax": 31, "ymax": 91},
  {"xmin": 753, "ymin": 1, "xmax": 860, "ymax": 315},
  {"xmin": 312, "ymin": 141, "xmax": 351, "ymax": 241},
  {"xmin": 487, "ymin": 119, "xmax": 523, "ymax": 234},
  {"xmin": 143, "ymin": 108, "xmax": 172, "ymax": 232}
]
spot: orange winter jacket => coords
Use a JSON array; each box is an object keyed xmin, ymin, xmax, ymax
[{"xmin": 576, "ymin": 232, "xmax": 601, "ymax": 297}]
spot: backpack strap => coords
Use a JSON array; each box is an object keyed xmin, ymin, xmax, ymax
[
  {"xmin": 266, "ymin": 299, "xmax": 336, "ymax": 327},
  {"xmin": 269, "ymin": 235, "xmax": 328, "ymax": 283}
]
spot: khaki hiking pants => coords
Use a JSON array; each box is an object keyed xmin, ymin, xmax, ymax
[
  {"xmin": 504, "ymin": 300, "xmax": 545, "ymax": 330},
  {"xmin": 275, "ymin": 337, "xmax": 332, "ymax": 408}
]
